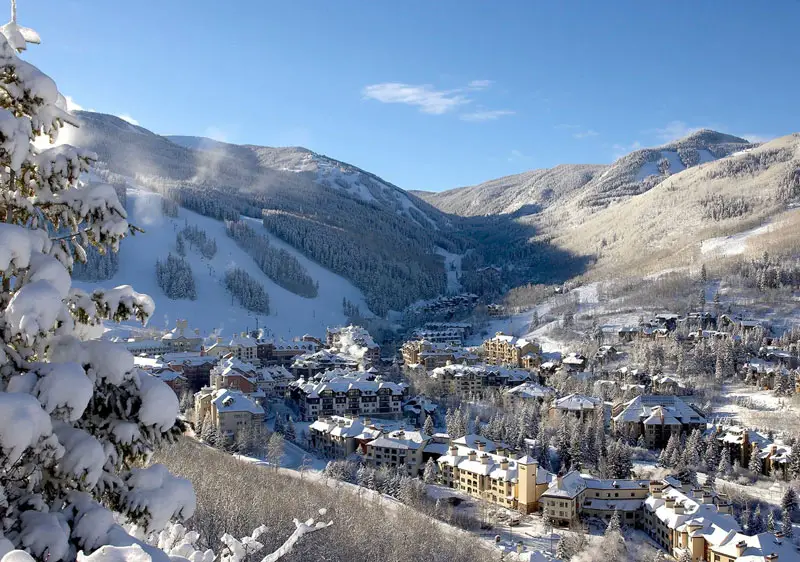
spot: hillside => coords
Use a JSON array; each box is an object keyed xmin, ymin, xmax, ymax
[
  {"xmin": 546, "ymin": 133, "xmax": 800, "ymax": 277},
  {"xmin": 68, "ymin": 112, "xmax": 455, "ymax": 315},
  {"xmin": 73, "ymin": 188, "xmax": 371, "ymax": 338},
  {"xmin": 420, "ymin": 130, "xmax": 754, "ymax": 218}
]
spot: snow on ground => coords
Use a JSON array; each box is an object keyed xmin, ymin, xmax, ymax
[
  {"xmin": 635, "ymin": 150, "xmax": 686, "ymax": 181},
  {"xmin": 75, "ymin": 188, "xmax": 370, "ymax": 339},
  {"xmin": 436, "ymin": 247, "xmax": 463, "ymax": 293},
  {"xmin": 711, "ymin": 382, "xmax": 795, "ymax": 429},
  {"xmin": 700, "ymin": 221, "xmax": 775, "ymax": 256}
]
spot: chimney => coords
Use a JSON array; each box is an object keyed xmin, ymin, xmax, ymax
[
  {"xmin": 468, "ymin": 450, "xmax": 477, "ymax": 462},
  {"xmin": 701, "ymin": 491, "xmax": 713, "ymax": 504},
  {"xmin": 775, "ymin": 532, "xmax": 785, "ymax": 540},
  {"xmin": 500, "ymin": 458, "xmax": 509, "ymax": 470},
  {"xmin": 649, "ymin": 481, "xmax": 664, "ymax": 498},
  {"xmin": 557, "ymin": 473, "xmax": 564, "ymax": 489},
  {"xmin": 765, "ymin": 554, "xmax": 778, "ymax": 562},
  {"xmin": 477, "ymin": 440, "xmax": 486, "ymax": 452},
  {"xmin": 717, "ymin": 502, "xmax": 732, "ymax": 514},
  {"xmin": 449, "ymin": 445, "xmax": 458, "ymax": 457},
  {"xmin": 735, "ymin": 540, "xmax": 747, "ymax": 557},
  {"xmin": 480, "ymin": 454, "xmax": 490, "ymax": 465},
  {"xmin": 363, "ymin": 417, "xmax": 371, "ymax": 426},
  {"xmin": 674, "ymin": 501, "xmax": 685, "ymax": 515},
  {"xmin": 665, "ymin": 497, "xmax": 676, "ymax": 509}
]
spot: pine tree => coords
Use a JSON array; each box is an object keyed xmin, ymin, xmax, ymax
[
  {"xmin": 678, "ymin": 550, "xmax": 692, "ymax": 562},
  {"xmin": 176, "ymin": 233, "xmax": 186, "ymax": 256},
  {"xmin": 423, "ymin": 458, "xmax": 437, "ymax": 484},
  {"xmin": 782, "ymin": 488, "xmax": 798, "ymax": 513},
  {"xmin": 283, "ymin": 418, "xmax": 296, "ymax": 443},
  {"xmin": 767, "ymin": 509, "xmax": 776, "ymax": 532},
  {"xmin": 266, "ymin": 432, "xmax": 285, "ymax": 470},
  {"xmin": 782, "ymin": 506, "xmax": 794, "ymax": 537},
  {"xmin": 423, "ymin": 414, "xmax": 435, "ymax": 436},
  {"xmin": 749, "ymin": 450, "xmax": 763, "ymax": 479},
  {"xmin": 750, "ymin": 505, "xmax": 765, "ymax": 534},
  {"xmin": 717, "ymin": 453, "xmax": 732, "ymax": 477}
]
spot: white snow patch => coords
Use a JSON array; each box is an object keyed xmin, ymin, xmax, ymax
[
  {"xmin": 435, "ymin": 247, "xmax": 463, "ymax": 293},
  {"xmin": 700, "ymin": 222, "xmax": 774, "ymax": 256}
]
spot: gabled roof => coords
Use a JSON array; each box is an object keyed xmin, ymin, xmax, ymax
[
  {"xmin": 542, "ymin": 470, "xmax": 586, "ymax": 499},
  {"xmin": 553, "ymin": 394, "xmax": 601, "ymax": 411},
  {"xmin": 211, "ymin": 389, "xmax": 264, "ymax": 415}
]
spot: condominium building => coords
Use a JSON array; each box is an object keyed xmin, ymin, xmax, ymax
[
  {"xmin": 289, "ymin": 372, "xmax": 407, "ymax": 421},
  {"xmin": 400, "ymin": 340, "xmax": 478, "ymax": 370},
  {"xmin": 307, "ymin": 416, "xmax": 381, "ymax": 458},
  {"xmin": 612, "ymin": 395, "xmax": 706, "ymax": 448},
  {"xmin": 641, "ymin": 481, "xmax": 796, "ymax": 561},
  {"xmin": 205, "ymin": 333, "xmax": 258, "ymax": 363},
  {"xmin": 540, "ymin": 472, "xmax": 650, "ymax": 527},
  {"xmin": 483, "ymin": 333, "xmax": 540, "ymax": 367},
  {"xmin": 194, "ymin": 387, "xmax": 264, "ymax": 440},
  {"xmin": 363, "ymin": 429, "xmax": 430, "ymax": 476},
  {"xmin": 437, "ymin": 446, "xmax": 553, "ymax": 512},
  {"xmin": 430, "ymin": 364, "xmax": 531, "ymax": 396},
  {"xmin": 549, "ymin": 394, "xmax": 603, "ymax": 422}
]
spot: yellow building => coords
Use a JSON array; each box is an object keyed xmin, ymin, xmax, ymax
[
  {"xmin": 437, "ymin": 444, "xmax": 552, "ymax": 513},
  {"xmin": 194, "ymin": 387, "xmax": 264, "ymax": 440},
  {"xmin": 640, "ymin": 482, "xmax": 796, "ymax": 562},
  {"xmin": 483, "ymin": 333, "xmax": 540, "ymax": 367}
]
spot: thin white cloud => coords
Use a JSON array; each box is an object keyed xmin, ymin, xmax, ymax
[
  {"xmin": 508, "ymin": 149, "xmax": 528, "ymax": 162},
  {"xmin": 362, "ymin": 83, "xmax": 468, "ymax": 115},
  {"xmin": 467, "ymin": 79, "xmax": 493, "ymax": 90},
  {"xmin": 116, "ymin": 114, "xmax": 140, "ymax": 126},
  {"xmin": 459, "ymin": 109, "xmax": 515, "ymax": 122},
  {"xmin": 573, "ymin": 129, "xmax": 599, "ymax": 139}
]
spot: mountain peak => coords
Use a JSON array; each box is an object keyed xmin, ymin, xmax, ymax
[{"xmin": 666, "ymin": 129, "xmax": 750, "ymax": 148}]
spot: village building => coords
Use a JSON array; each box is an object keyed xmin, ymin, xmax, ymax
[
  {"xmin": 409, "ymin": 328, "xmax": 464, "ymax": 346},
  {"xmin": 430, "ymin": 364, "xmax": 531, "ymax": 396},
  {"xmin": 307, "ymin": 416, "xmax": 381, "ymax": 459},
  {"xmin": 400, "ymin": 339, "xmax": 478, "ymax": 370},
  {"xmin": 160, "ymin": 319, "xmax": 203, "ymax": 352},
  {"xmin": 561, "ymin": 353, "xmax": 587, "ymax": 372},
  {"xmin": 437, "ymin": 445, "xmax": 552, "ymax": 512},
  {"xmin": 505, "ymin": 382, "xmax": 556, "ymax": 402},
  {"xmin": 483, "ymin": 333, "xmax": 540, "ymax": 368},
  {"xmin": 612, "ymin": 395, "xmax": 706, "ymax": 448},
  {"xmin": 289, "ymin": 371, "xmax": 407, "ymax": 421},
  {"xmin": 549, "ymin": 394, "xmax": 602, "ymax": 422},
  {"xmin": 363, "ymin": 429, "xmax": 430, "ymax": 476},
  {"xmin": 194, "ymin": 387, "xmax": 264, "ymax": 441},
  {"xmin": 205, "ymin": 333, "xmax": 258, "ymax": 363},
  {"xmin": 326, "ymin": 325, "xmax": 381, "ymax": 365}
]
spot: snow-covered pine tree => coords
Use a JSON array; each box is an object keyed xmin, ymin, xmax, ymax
[
  {"xmin": 717, "ymin": 452, "xmax": 732, "ymax": 477},
  {"xmin": 0, "ymin": 13, "xmax": 200, "ymax": 559},
  {"xmin": 782, "ymin": 506, "xmax": 794, "ymax": 537},
  {"xmin": 782, "ymin": 487, "xmax": 798, "ymax": 513},
  {"xmin": 423, "ymin": 413, "xmax": 435, "ymax": 436},
  {"xmin": 423, "ymin": 457, "xmax": 437, "ymax": 484},
  {"xmin": 748, "ymin": 449, "xmax": 763, "ymax": 479}
]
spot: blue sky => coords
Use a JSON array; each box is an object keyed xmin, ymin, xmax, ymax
[{"xmin": 22, "ymin": 0, "xmax": 800, "ymax": 191}]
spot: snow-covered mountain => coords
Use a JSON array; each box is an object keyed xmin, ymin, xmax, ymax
[
  {"xmin": 418, "ymin": 130, "xmax": 754, "ymax": 217},
  {"xmin": 68, "ymin": 112, "xmax": 455, "ymax": 316}
]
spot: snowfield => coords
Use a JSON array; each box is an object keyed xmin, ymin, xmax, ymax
[
  {"xmin": 74, "ymin": 188, "xmax": 370, "ymax": 338},
  {"xmin": 700, "ymin": 221, "xmax": 775, "ymax": 256}
]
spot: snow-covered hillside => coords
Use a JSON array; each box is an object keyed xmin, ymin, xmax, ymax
[
  {"xmin": 74, "ymin": 188, "xmax": 370, "ymax": 338},
  {"xmin": 419, "ymin": 130, "xmax": 754, "ymax": 217}
]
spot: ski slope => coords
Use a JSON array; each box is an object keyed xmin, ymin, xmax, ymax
[{"xmin": 74, "ymin": 188, "xmax": 371, "ymax": 339}]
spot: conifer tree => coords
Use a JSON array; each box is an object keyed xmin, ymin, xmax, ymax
[{"xmin": 423, "ymin": 413, "xmax": 435, "ymax": 436}]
